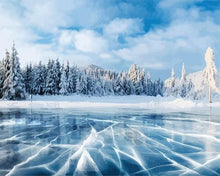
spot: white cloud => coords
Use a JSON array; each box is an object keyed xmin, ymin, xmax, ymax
[
  {"xmin": 104, "ymin": 18, "xmax": 143, "ymax": 36},
  {"xmin": 74, "ymin": 30, "xmax": 107, "ymax": 53},
  {"xmin": 114, "ymin": 17, "xmax": 220, "ymax": 71},
  {"xmin": 20, "ymin": 0, "xmax": 119, "ymax": 32},
  {"xmin": 114, "ymin": 42, "xmax": 167, "ymax": 69},
  {"xmin": 59, "ymin": 30, "xmax": 108, "ymax": 54},
  {"xmin": 158, "ymin": 0, "xmax": 202, "ymax": 9},
  {"xmin": 58, "ymin": 30, "xmax": 76, "ymax": 46},
  {"xmin": 99, "ymin": 53, "xmax": 112, "ymax": 59},
  {"xmin": 0, "ymin": 0, "xmax": 220, "ymax": 76}
]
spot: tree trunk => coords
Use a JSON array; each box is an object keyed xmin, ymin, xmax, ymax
[{"xmin": 209, "ymin": 86, "xmax": 212, "ymax": 103}]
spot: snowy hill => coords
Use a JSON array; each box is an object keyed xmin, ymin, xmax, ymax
[
  {"xmin": 187, "ymin": 71, "xmax": 204, "ymax": 92},
  {"xmin": 187, "ymin": 71, "xmax": 220, "ymax": 91},
  {"xmin": 164, "ymin": 68, "xmax": 220, "ymax": 99},
  {"xmin": 187, "ymin": 71, "xmax": 220, "ymax": 98},
  {"xmin": 84, "ymin": 64, "xmax": 104, "ymax": 72},
  {"xmin": 164, "ymin": 48, "xmax": 220, "ymax": 100},
  {"xmin": 164, "ymin": 69, "xmax": 220, "ymax": 99}
]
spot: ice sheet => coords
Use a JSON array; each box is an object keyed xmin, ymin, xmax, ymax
[{"xmin": 0, "ymin": 107, "xmax": 220, "ymax": 175}]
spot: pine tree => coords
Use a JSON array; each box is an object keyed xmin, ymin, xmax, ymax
[
  {"xmin": 154, "ymin": 78, "xmax": 163, "ymax": 96},
  {"xmin": 24, "ymin": 64, "xmax": 33, "ymax": 94},
  {"xmin": 67, "ymin": 66, "xmax": 78, "ymax": 94},
  {"xmin": 122, "ymin": 72, "xmax": 133, "ymax": 95},
  {"xmin": 158, "ymin": 79, "xmax": 164, "ymax": 96},
  {"xmin": 40, "ymin": 64, "xmax": 47, "ymax": 95},
  {"xmin": 3, "ymin": 43, "xmax": 26, "ymax": 100},
  {"xmin": 140, "ymin": 68, "xmax": 146, "ymax": 94},
  {"xmin": 146, "ymin": 72, "xmax": 153, "ymax": 96},
  {"xmin": 181, "ymin": 63, "xmax": 186, "ymax": 82},
  {"xmin": 0, "ymin": 58, "xmax": 5, "ymax": 98},
  {"xmin": 32, "ymin": 61, "xmax": 46, "ymax": 95},
  {"xmin": 93, "ymin": 77, "xmax": 103, "ymax": 96},
  {"xmin": 65, "ymin": 61, "xmax": 70, "ymax": 79},
  {"xmin": 128, "ymin": 64, "xmax": 145, "ymax": 95},
  {"xmin": 2, "ymin": 50, "xmax": 11, "ymax": 98},
  {"xmin": 59, "ymin": 64, "xmax": 68, "ymax": 95},
  {"xmin": 45, "ymin": 59, "xmax": 56, "ymax": 95},
  {"xmin": 164, "ymin": 68, "xmax": 178, "ymax": 97},
  {"xmin": 87, "ymin": 75, "xmax": 95, "ymax": 95},
  {"xmin": 54, "ymin": 59, "xmax": 61, "ymax": 94},
  {"xmin": 103, "ymin": 73, "xmax": 114, "ymax": 95},
  {"xmin": 171, "ymin": 68, "xmax": 175, "ymax": 88},
  {"xmin": 113, "ymin": 72, "xmax": 125, "ymax": 95},
  {"xmin": 179, "ymin": 63, "xmax": 187, "ymax": 98},
  {"xmin": 203, "ymin": 47, "xmax": 219, "ymax": 103},
  {"xmin": 103, "ymin": 79, "xmax": 114, "ymax": 95},
  {"xmin": 76, "ymin": 71, "xmax": 87, "ymax": 94}
]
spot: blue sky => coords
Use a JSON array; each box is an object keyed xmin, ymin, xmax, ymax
[{"xmin": 0, "ymin": 0, "xmax": 220, "ymax": 79}]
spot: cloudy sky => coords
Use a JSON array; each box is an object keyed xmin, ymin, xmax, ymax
[{"xmin": 0, "ymin": 0, "xmax": 220, "ymax": 79}]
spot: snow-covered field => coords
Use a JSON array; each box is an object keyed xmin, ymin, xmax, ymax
[{"xmin": 0, "ymin": 95, "xmax": 220, "ymax": 110}]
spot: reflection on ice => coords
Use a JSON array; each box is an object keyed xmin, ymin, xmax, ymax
[{"xmin": 0, "ymin": 107, "xmax": 220, "ymax": 175}]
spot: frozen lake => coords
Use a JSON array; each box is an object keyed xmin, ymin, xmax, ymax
[{"xmin": 0, "ymin": 107, "xmax": 220, "ymax": 176}]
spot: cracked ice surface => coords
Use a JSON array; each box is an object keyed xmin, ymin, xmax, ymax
[{"xmin": 0, "ymin": 107, "xmax": 220, "ymax": 176}]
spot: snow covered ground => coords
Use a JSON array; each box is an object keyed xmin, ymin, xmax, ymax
[{"xmin": 0, "ymin": 95, "xmax": 220, "ymax": 110}]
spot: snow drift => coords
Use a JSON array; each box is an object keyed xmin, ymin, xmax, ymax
[{"xmin": 0, "ymin": 95, "xmax": 219, "ymax": 110}]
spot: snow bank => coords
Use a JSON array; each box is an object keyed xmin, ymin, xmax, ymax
[{"xmin": 0, "ymin": 95, "xmax": 218, "ymax": 109}]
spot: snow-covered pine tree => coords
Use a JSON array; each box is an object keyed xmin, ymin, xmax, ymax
[
  {"xmin": 67, "ymin": 66, "xmax": 78, "ymax": 94},
  {"xmin": 203, "ymin": 47, "xmax": 219, "ymax": 103},
  {"xmin": 76, "ymin": 70, "xmax": 87, "ymax": 94},
  {"xmin": 86, "ymin": 74, "xmax": 95, "ymax": 95},
  {"xmin": 0, "ymin": 58, "xmax": 5, "ymax": 98},
  {"xmin": 186, "ymin": 79, "xmax": 194, "ymax": 98},
  {"xmin": 102, "ymin": 73, "xmax": 114, "ymax": 95},
  {"xmin": 122, "ymin": 72, "xmax": 134, "ymax": 95},
  {"xmin": 158, "ymin": 79, "xmax": 164, "ymax": 96},
  {"xmin": 114, "ymin": 72, "xmax": 125, "ymax": 95},
  {"xmin": 32, "ymin": 61, "xmax": 47, "ymax": 95},
  {"xmin": 140, "ymin": 68, "xmax": 147, "ymax": 94},
  {"xmin": 24, "ymin": 64, "xmax": 33, "ymax": 94},
  {"xmin": 121, "ymin": 72, "xmax": 127, "ymax": 95},
  {"xmin": 103, "ymin": 80, "xmax": 114, "ymax": 95},
  {"xmin": 179, "ymin": 82, "xmax": 187, "ymax": 98},
  {"xmin": 32, "ymin": 65, "xmax": 39, "ymax": 94},
  {"xmin": 181, "ymin": 63, "xmax": 186, "ymax": 82},
  {"xmin": 146, "ymin": 72, "xmax": 153, "ymax": 96},
  {"xmin": 128, "ymin": 64, "xmax": 137, "ymax": 83},
  {"xmin": 135, "ymin": 80, "xmax": 143, "ymax": 95},
  {"xmin": 179, "ymin": 63, "xmax": 187, "ymax": 97},
  {"xmin": 128, "ymin": 64, "xmax": 138, "ymax": 94},
  {"xmin": 45, "ymin": 59, "xmax": 56, "ymax": 95},
  {"xmin": 171, "ymin": 68, "xmax": 175, "ymax": 88},
  {"xmin": 65, "ymin": 61, "xmax": 70, "ymax": 79},
  {"xmin": 128, "ymin": 64, "xmax": 145, "ymax": 95},
  {"xmin": 40, "ymin": 64, "xmax": 47, "ymax": 95},
  {"xmin": 126, "ymin": 78, "xmax": 134, "ymax": 95},
  {"xmin": 2, "ymin": 50, "xmax": 11, "ymax": 98},
  {"xmin": 154, "ymin": 78, "xmax": 163, "ymax": 96},
  {"xmin": 164, "ymin": 68, "xmax": 179, "ymax": 97},
  {"xmin": 54, "ymin": 59, "xmax": 61, "ymax": 94},
  {"xmin": 179, "ymin": 63, "xmax": 192, "ymax": 98},
  {"xmin": 59, "ymin": 64, "xmax": 68, "ymax": 95},
  {"xmin": 94, "ymin": 77, "xmax": 104, "ymax": 96},
  {"xmin": 3, "ymin": 43, "xmax": 26, "ymax": 100}
]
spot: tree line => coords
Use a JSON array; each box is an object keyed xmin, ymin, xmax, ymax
[{"xmin": 0, "ymin": 44, "xmax": 165, "ymax": 100}]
